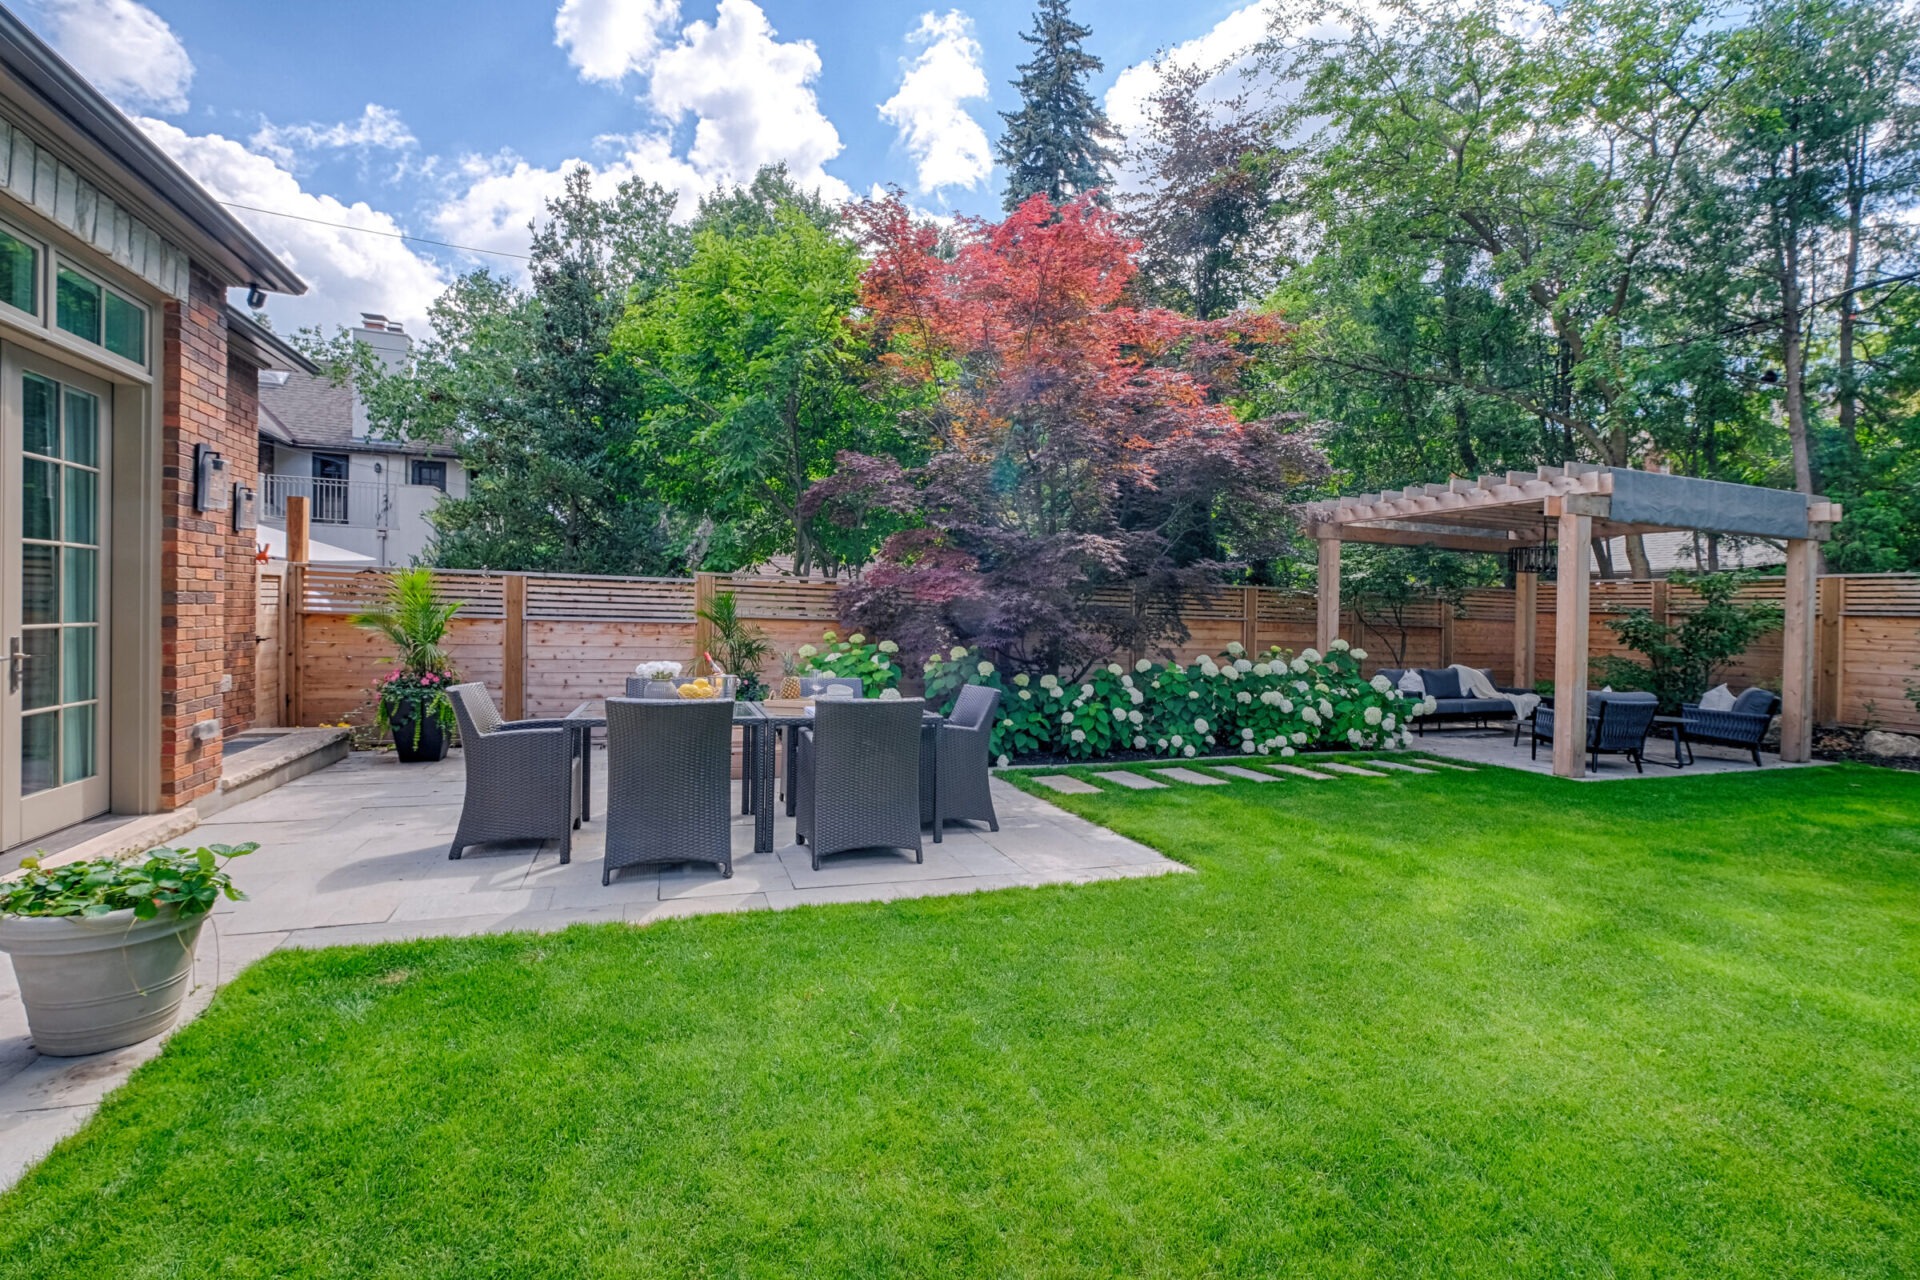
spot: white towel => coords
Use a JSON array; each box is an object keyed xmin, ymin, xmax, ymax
[{"xmin": 1451, "ymin": 663, "xmax": 1540, "ymax": 720}]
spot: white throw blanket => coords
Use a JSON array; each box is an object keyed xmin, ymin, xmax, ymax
[{"xmin": 1452, "ymin": 664, "xmax": 1541, "ymax": 720}]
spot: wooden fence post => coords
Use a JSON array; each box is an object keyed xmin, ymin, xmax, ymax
[
  {"xmin": 284, "ymin": 495, "xmax": 310, "ymax": 566},
  {"xmin": 504, "ymin": 575, "xmax": 527, "ymax": 721},
  {"xmin": 286, "ymin": 562, "xmax": 305, "ymax": 727},
  {"xmin": 1437, "ymin": 605, "xmax": 1455, "ymax": 668},
  {"xmin": 1816, "ymin": 575, "xmax": 1843, "ymax": 726},
  {"xmin": 1241, "ymin": 586, "xmax": 1260, "ymax": 655},
  {"xmin": 693, "ymin": 572, "xmax": 719, "ymax": 671}
]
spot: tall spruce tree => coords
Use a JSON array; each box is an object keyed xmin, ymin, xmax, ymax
[{"xmin": 996, "ymin": 0, "xmax": 1117, "ymax": 210}]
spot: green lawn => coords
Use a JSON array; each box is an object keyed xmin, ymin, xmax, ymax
[{"xmin": 3, "ymin": 761, "xmax": 1917, "ymax": 1278}]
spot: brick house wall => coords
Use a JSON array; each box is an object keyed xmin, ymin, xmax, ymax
[{"xmin": 158, "ymin": 267, "xmax": 260, "ymax": 809}]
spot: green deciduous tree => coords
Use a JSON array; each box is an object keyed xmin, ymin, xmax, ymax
[{"xmin": 612, "ymin": 195, "xmax": 925, "ymax": 576}]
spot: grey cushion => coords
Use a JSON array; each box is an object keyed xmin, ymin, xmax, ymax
[
  {"xmin": 1444, "ymin": 697, "xmax": 1515, "ymax": 716},
  {"xmin": 1418, "ymin": 668, "xmax": 1462, "ymax": 700},
  {"xmin": 1731, "ymin": 688, "xmax": 1779, "ymax": 717},
  {"xmin": 1377, "ymin": 669, "xmax": 1405, "ymax": 688}
]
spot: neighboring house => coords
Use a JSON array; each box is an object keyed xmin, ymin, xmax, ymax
[
  {"xmin": 257, "ymin": 313, "xmax": 465, "ymax": 567},
  {"xmin": 0, "ymin": 12, "xmax": 308, "ymax": 848}
]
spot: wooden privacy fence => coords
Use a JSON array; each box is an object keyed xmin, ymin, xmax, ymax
[{"xmin": 257, "ymin": 566, "xmax": 1920, "ymax": 734}]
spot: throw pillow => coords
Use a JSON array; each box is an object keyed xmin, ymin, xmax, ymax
[
  {"xmin": 1699, "ymin": 683, "xmax": 1736, "ymax": 711},
  {"xmin": 1397, "ymin": 670, "xmax": 1425, "ymax": 694}
]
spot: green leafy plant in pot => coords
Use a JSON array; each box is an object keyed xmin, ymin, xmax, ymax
[
  {"xmin": 353, "ymin": 568, "xmax": 462, "ymax": 761},
  {"xmin": 0, "ymin": 843, "xmax": 255, "ymax": 1056}
]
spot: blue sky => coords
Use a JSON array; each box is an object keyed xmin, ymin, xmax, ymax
[{"xmin": 22, "ymin": 0, "xmax": 1279, "ymax": 333}]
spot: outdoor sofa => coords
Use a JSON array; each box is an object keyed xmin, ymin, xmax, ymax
[
  {"xmin": 1376, "ymin": 667, "xmax": 1527, "ymax": 731},
  {"xmin": 1679, "ymin": 688, "xmax": 1781, "ymax": 767}
]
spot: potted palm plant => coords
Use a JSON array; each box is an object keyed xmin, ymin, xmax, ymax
[
  {"xmin": 353, "ymin": 567, "xmax": 462, "ymax": 762},
  {"xmin": 0, "ymin": 843, "xmax": 255, "ymax": 1056}
]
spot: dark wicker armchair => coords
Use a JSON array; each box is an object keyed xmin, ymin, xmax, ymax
[
  {"xmin": 1680, "ymin": 688, "xmax": 1780, "ymax": 767},
  {"xmin": 922, "ymin": 685, "xmax": 1001, "ymax": 841},
  {"xmin": 782, "ymin": 677, "xmax": 867, "ymax": 815},
  {"xmin": 447, "ymin": 683, "xmax": 582, "ymax": 863},
  {"xmin": 1523, "ymin": 692, "xmax": 1660, "ymax": 773},
  {"xmin": 794, "ymin": 697, "xmax": 925, "ymax": 870},
  {"xmin": 602, "ymin": 697, "xmax": 734, "ymax": 884}
]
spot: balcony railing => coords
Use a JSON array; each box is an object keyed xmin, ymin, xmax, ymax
[{"xmin": 263, "ymin": 475, "xmax": 388, "ymax": 528}]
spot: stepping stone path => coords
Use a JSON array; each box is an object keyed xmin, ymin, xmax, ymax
[
  {"xmin": 1033, "ymin": 774, "xmax": 1102, "ymax": 794},
  {"xmin": 1094, "ymin": 771, "xmax": 1168, "ymax": 790},
  {"xmin": 1413, "ymin": 759, "xmax": 1476, "ymax": 772},
  {"xmin": 1319, "ymin": 763, "xmax": 1390, "ymax": 778},
  {"xmin": 1368, "ymin": 760, "xmax": 1435, "ymax": 775},
  {"xmin": 1154, "ymin": 767, "xmax": 1230, "ymax": 785},
  {"xmin": 1211, "ymin": 765, "xmax": 1280, "ymax": 782},
  {"xmin": 1269, "ymin": 764, "xmax": 1336, "ymax": 780}
]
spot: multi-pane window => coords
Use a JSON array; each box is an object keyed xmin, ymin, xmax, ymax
[
  {"xmin": 410, "ymin": 460, "xmax": 447, "ymax": 491},
  {"xmin": 0, "ymin": 227, "xmax": 36, "ymax": 316},
  {"xmin": 20, "ymin": 372, "xmax": 102, "ymax": 794},
  {"xmin": 54, "ymin": 263, "xmax": 146, "ymax": 365}
]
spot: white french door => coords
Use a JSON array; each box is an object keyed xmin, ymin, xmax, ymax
[{"xmin": 2, "ymin": 344, "xmax": 110, "ymax": 848}]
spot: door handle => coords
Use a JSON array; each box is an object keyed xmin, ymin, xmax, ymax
[{"xmin": 7, "ymin": 636, "xmax": 26, "ymax": 693}]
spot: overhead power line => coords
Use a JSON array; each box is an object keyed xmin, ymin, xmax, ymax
[{"xmin": 217, "ymin": 201, "xmax": 532, "ymax": 261}]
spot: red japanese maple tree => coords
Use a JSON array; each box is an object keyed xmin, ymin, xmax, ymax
[{"xmin": 809, "ymin": 191, "xmax": 1325, "ymax": 672}]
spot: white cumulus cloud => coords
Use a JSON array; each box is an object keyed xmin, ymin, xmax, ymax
[
  {"xmin": 646, "ymin": 0, "xmax": 848, "ymax": 199},
  {"xmin": 135, "ymin": 117, "xmax": 449, "ymax": 334},
  {"xmin": 250, "ymin": 104, "xmax": 418, "ymax": 167},
  {"xmin": 555, "ymin": 0, "xmax": 681, "ymax": 83},
  {"xmin": 879, "ymin": 10, "xmax": 992, "ymax": 195},
  {"xmin": 32, "ymin": 0, "xmax": 194, "ymax": 113},
  {"xmin": 433, "ymin": 135, "xmax": 709, "ymax": 263}
]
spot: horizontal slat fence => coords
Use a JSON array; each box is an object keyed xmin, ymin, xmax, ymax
[{"xmin": 271, "ymin": 567, "xmax": 1920, "ymax": 734}]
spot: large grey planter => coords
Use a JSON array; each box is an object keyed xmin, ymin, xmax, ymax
[{"xmin": 0, "ymin": 907, "xmax": 205, "ymax": 1056}]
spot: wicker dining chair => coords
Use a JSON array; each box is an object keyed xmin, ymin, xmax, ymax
[
  {"xmin": 781, "ymin": 676, "xmax": 866, "ymax": 815},
  {"xmin": 447, "ymin": 682, "xmax": 581, "ymax": 863},
  {"xmin": 794, "ymin": 697, "xmax": 925, "ymax": 870},
  {"xmin": 923, "ymin": 684, "xmax": 1001, "ymax": 841},
  {"xmin": 602, "ymin": 697, "xmax": 735, "ymax": 884}
]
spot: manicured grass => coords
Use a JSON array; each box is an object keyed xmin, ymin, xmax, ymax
[{"xmin": 3, "ymin": 762, "xmax": 1918, "ymax": 1278}]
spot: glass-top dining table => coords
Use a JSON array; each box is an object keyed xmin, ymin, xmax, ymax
[{"xmin": 565, "ymin": 698, "xmax": 944, "ymax": 855}]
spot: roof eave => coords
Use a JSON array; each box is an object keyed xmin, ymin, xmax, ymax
[{"xmin": 0, "ymin": 11, "xmax": 306, "ymax": 296}]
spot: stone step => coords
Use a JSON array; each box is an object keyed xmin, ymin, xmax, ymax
[
  {"xmin": 1319, "ymin": 762, "xmax": 1390, "ymax": 778},
  {"xmin": 1368, "ymin": 760, "xmax": 1436, "ymax": 775},
  {"xmin": 1032, "ymin": 774, "xmax": 1101, "ymax": 794},
  {"xmin": 1413, "ymin": 759, "xmax": 1477, "ymax": 772},
  {"xmin": 1268, "ymin": 764, "xmax": 1336, "ymax": 780},
  {"xmin": 1153, "ymin": 767, "xmax": 1229, "ymax": 786},
  {"xmin": 1211, "ymin": 765, "xmax": 1280, "ymax": 782},
  {"xmin": 1093, "ymin": 771, "xmax": 1167, "ymax": 790}
]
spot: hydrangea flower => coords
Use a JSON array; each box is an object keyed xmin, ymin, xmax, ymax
[
  {"xmin": 1236, "ymin": 691, "xmax": 1251, "ymax": 704},
  {"xmin": 1227, "ymin": 641, "xmax": 1245, "ymax": 656},
  {"xmin": 1290, "ymin": 658, "xmax": 1309, "ymax": 674},
  {"xmin": 996, "ymin": 754, "xmax": 1010, "ymax": 767},
  {"xmin": 1242, "ymin": 742, "xmax": 1256, "ymax": 753},
  {"xmin": 1051, "ymin": 686, "xmax": 1065, "ymax": 699},
  {"xmin": 879, "ymin": 688, "xmax": 901, "ymax": 701},
  {"xmin": 1157, "ymin": 738, "xmax": 1169, "ymax": 749},
  {"xmin": 1170, "ymin": 734, "xmax": 1184, "ymax": 748},
  {"xmin": 977, "ymin": 660, "xmax": 994, "ymax": 677},
  {"xmin": 1301, "ymin": 647, "xmax": 1322, "ymax": 663},
  {"xmin": 1301, "ymin": 707, "xmax": 1322, "ymax": 726},
  {"xmin": 1080, "ymin": 683, "xmax": 1095, "ymax": 698},
  {"xmin": 1133, "ymin": 735, "xmax": 1147, "ymax": 749},
  {"xmin": 1128, "ymin": 688, "xmax": 1144, "ymax": 705},
  {"xmin": 1061, "ymin": 711, "xmax": 1075, "ymax": 724},
  {"xmin": 1279, "ymin": 698, "xmax": 1294, "ymax": 714},
  {"xmin": 1067, "ymin": 728, "xmax": 1084, "ymax": 743},
  {"xmin": 1193, "ymin": 717, "xmax": 1210, "ymax": 734},
  {"xmin": 1364, "ymin": 706, "xmax": 1383, "ymax": 726},
  {"xmin": 1128, "ymin": 710, "xmax": 1143, "ymax": 725},
  {"xmin": 1329, "ymin": 638, "xmax": 1349, "ymax": 652},
  {"xmin": 849, "ymin": 634, "xmax": 865, "ymax": 645},
  {"xmin": 1182, "ymin": 745, "xmax": 1196, "ymax": 758},
  {"xmin": 1241, "ymin": 727, "xmax": 1255, "ymax": 739},
  {"xmin": 1383, "ymin": 715, "xmax": 1396, "ymax": 731},
  {"xmin": 1281, "ymin": 745, "xmax": 1296, "ymax": 758},
  {"xmin": 1188, "ymin": 690, "xmax": 1200, "ymax": 700},
  {"xmin": 878, "ymin": 640, "xmax": 899, "ymax": 653},
  {"xmin": 1113, "ymin": 707, "xmax": 1129, "ymax": 721},
  {"xmin": 1292, "ymin": 731, "xmax": 1309, "ymax": 745},
  {"xmin": 797, "ymin": 644, "xmax": 817, "ymax": 658},
  {"xmin": 1370, "ymin": 674, "xmax": 1394, "ymax": 693},
  {"xmin": 872, "ymin": 655, "xmax": 888, "ymax": 667},
  {"xmin": 1039, "ymin": 673, "xmax": 1058, "ymax": 688},
  {"xmin": 1318, "ymin": 700, "xmax": 1334, "ymax": 719},
  {"xmin": 1234, "ymin": 658, "xmax": 1253, "ymax": 673},
  {"xmin": 1135, "ymin": 658, "xmax": 1153, "ymax": 673},
  {"xmin": 1018, "ymin": 689, "xmax": 1031, "ymax": 701},
  {"xmin": 949, "ymin": 644, "xmax": 967, "ymax": 660},
  {"xmin": 1348, "ymin": 728, "xmax": 1364, "ymax": 744},
  {"xmin": 1352, "ymin": 648, "xmax": 1367, "ymax": 661},
  {"xmin": 1107, "ymin": 663, "xmax": 1123, "ymax": 676},
  {"xmin": 1253, "ymin": 662, "xmax": 1271, "ymax": 677}
]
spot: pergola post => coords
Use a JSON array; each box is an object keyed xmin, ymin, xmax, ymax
[
  {"xmin": 1315, "ymin": 535, "xmax": 1341, "ymax": 653},
  {"xmin": 1552, "ymin": 509, "xmax": 1592, "ymax": 779},
  {"xmin": 1779, "ymin": 538, "xmax": 1817, "ymax": 763},
  {"xmin": 1513, "ymin": 570, "xmax": 1538, "ymax": 689}
]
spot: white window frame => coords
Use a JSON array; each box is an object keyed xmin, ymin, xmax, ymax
[
  {"xmin": 51, "ymin": 256, "xmax": 149, "ymax": 374},
  {"xmin": 0, "ymin": 215, "xmax": 44, "ymax": 328}
]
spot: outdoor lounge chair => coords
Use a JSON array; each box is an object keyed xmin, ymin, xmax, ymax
[
  {"xmin": 602, "ymin": 696, "xmax": 734, "ymax": 884},
  {"xmin": 1521, "ymin": 691, "xmax": 1660, "ymax": 773},
  {"xmin": 447, "ymin": 682, "xmax": 582, "ymax": 863},
  {"xmin": 1679, "ymin": 688, "xmax": 1780, "ymax": 767},
  {"xmin": 794, "ymin": 697, "xmax": 925, "ymax": 870},
  {"xmin": 923, "ymin": 684, "xmax": 1001, "ymax": 841}
]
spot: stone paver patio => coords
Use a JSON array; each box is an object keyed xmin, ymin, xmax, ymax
[{"xmin": 0, "ymin": 746, "xmax": 1181, "ymax": 1189}]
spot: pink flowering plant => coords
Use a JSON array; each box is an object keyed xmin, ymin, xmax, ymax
[{"xmin": 351, "ymin": 568, "xmax": 462, "ymax": 749}]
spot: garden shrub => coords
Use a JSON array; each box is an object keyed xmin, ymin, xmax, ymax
[{"xmin": 793, "ymin": 630, "xmax": 903, "ymax": 694}]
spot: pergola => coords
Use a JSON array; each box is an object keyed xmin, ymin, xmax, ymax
[{"xmin": 1299, "ymin": 464, "xmax": 1843, "ymax": 779}]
